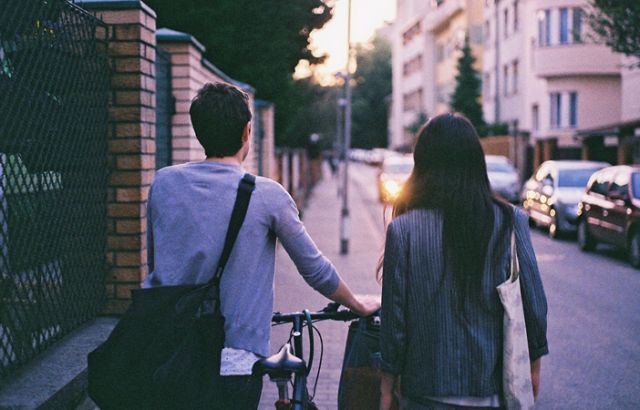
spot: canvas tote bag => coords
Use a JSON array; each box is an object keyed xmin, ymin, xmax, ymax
[{"xmin": 496, "ymin": 224, "xmax": 535, "ymax": 410}]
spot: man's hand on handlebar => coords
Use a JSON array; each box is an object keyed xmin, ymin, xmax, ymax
[{"xmin": 352, "ymin": 295, "xmax": 381, "ymax": 317}]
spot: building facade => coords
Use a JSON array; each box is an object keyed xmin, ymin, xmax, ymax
[
  {"xmin": 483, "ymin": 0, "xmax": 628, "ymax": 169},
  {"xmin": 390, "ymin": 0, "xmax": 485, "ymax": 149}
]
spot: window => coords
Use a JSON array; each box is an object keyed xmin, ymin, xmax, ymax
[
  {"xmin": 609, "ymin": 172, "xmax": 630, "ymax": 199},
  {"xmin": 532, "ymin": 104, "xmax": 539, "ymax": 131},
  {"xmin": 559, "ymin": 169, "xmax": 603, "ymax": 188},
  {"xmin": 560, "ymin": 8, "xmax": 569, "ymax": 44},
  {"xmin": 402, "ymin": 21, "xmax": 422, "ymax": 45},
  {"xmin": 569, "ymin": 92, "xmax": 578, "ymax": 127},
  {"xmin": 589, "ymin": 171, "xmax": 611, "ymax": 195},
  {"xmin": 545, "ymin": 10, "xmax": 551, "ymax": 44},
  {"xmin": 504, "ymin": 8, "xmax": 509, "ymax": 38},
  {"xmin": 632, "ymin": 173, "xmax": 640, "ymax": 199},
  {"xmin": 503, "ymin": 65, "xmax": 509, "ymax": 96},
  {"xmin": 403, "ymin": 88, "xmax": 423, "ymax": 112},
  {"xmin": 513, "ymin": 0, "xmax": 519, "ymax": 32},
  {"xmin": 537, "ymin": 9, "xmax": 551, "ymax": 46},
  {"xmin": 550, "ymin": 92, "xmax": 562, "ymax": 128},
  {"xmin": 572, "ymin": 8, "xmax": 583, "ymax": 42},
  {"xmin": 512, "ymin": 60, "xmax": 519, "ymax": 94}
]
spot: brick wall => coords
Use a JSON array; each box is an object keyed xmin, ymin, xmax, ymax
[
  {"xmin": 80, "ymin": 0, "xmax": 157, "ymax": 314},
  {"xmin": 157, "ymin": 29, "xmax": 258, "ymax": 174}
]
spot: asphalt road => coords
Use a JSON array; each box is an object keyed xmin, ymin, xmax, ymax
[
  {"xmin": 262, "ymin": 163, "xmax": 640, "ymax": 409},
  {"xmin": 351, "ymin": 162, "xmax": 640, "ymax": 409}
]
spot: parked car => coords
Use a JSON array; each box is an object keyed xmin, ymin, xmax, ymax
[
  {"xmin": 521, "ymin": 160, "xmax": 610, "ymax": 238},
  {"xmin": 576, "ymin": 165, "xmax": 640, "ymax": 267},
  {"xmin": 378, "ymin": 155, "xmax": 414, "ymax": 203},
  {"xmin": 486, "ymin": 155, "xmax": 520, "ymax": 203}
]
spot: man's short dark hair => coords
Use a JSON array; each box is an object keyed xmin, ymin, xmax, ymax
[{"xmin": 189, "ymin": 83, "xmax": 252, "ymax": 157}]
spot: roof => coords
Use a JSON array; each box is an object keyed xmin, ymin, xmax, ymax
[
  {"xmin": 156, "ymin": 28, "xmax": 205, "ymax": 52},
  {"xmin": 575, "ymin": 117, "xmax": 640, "ymax": 139}
]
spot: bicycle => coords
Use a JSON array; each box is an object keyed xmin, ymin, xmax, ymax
[{"xmin": 253, "ymin": 302, "xmax": 363, "ymax": 410}]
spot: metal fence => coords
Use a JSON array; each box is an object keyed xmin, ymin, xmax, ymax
[
  {"xmin": 155, "ymin": 46, "xmax": 174, "ymax": 170},
  {"xmin": 0, "ymin": 0, "xmax": 110, "ymax": 380}
]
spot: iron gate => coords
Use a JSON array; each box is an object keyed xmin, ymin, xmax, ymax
[
  {"xmin": 0, "ymin": 0, "xmax": 110, "ymax": 380},
  {"xmin": 155, "ymin": 46, "xmax": 173, "ymax": 169}
]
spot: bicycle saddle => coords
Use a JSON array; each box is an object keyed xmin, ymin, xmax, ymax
[{"xmin": 252, "ymin": 343, "xmax": 306, "ymax": 379}]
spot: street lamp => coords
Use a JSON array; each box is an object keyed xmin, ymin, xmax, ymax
[{"xmin": 339, "ymin": 0, "xmax": 353, "ymax": 255}]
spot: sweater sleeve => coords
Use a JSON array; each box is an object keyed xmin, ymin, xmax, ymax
[
  {"xmin": 268, "ymin": 184, "xmax": 341, "ymax": 297},
  {"xmin": 380, "ymin": 222, "xmax": 407, "ymax": 375},
  {"xmin": 514, "ymin": 209, "xmax": 549, "ymax": 361}
]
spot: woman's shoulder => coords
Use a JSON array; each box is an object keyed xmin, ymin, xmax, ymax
[{"xmin": 390, "ymin": 208, "xmax": 442, "ymax": 231}]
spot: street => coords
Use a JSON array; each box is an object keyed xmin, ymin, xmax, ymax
[{"xmin": 260, "ymin": 163, "xmax": 640, "ymax": 409}]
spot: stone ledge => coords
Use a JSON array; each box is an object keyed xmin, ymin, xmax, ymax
[{"xmin": 0, "ymin": 318, "xmax": 118, "ymax": 410}]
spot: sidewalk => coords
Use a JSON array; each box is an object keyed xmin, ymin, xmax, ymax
[{"xmin": 259, "ymin": 165, "xmax": 385, "ymax": 409}]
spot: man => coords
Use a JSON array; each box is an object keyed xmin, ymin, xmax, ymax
[{"xmin": 144, "ymin": 83, "xmax": 379, "ymax": 408}]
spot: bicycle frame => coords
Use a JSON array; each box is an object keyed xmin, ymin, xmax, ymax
[{"xmin": 267, "ymin": 305, "xmax": 360, "ymax": 410}]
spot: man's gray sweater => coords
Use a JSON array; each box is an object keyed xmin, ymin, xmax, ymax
[{"xmin": 143, "ymin": 160, "xmax": 341, "ymax": 357}]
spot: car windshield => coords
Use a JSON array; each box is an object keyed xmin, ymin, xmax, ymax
[
  {"xmin": 486, "ymin": 162, "xmax": 515, "ymax": 173},
  {"xmin": 558, "ymin": 168, "xmax": 602, "ymax": 188},
  {"xmin": 384, "ymin": 162, "xmax": 413, "ymax": 174},
  {"xmin": 632, "ymin": 173, "xmax": 640, "ymax": 199}
]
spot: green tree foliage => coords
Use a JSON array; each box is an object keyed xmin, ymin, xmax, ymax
[
  {"xmin": 351, "ymin": 37, "xmax": 392, "ymax": 149},
  {"xmin": 449, "ymin": 37, "xmax": 486, "ymax": 134},
  {"xmin": 285, "ymin": 78, "xmax": 338, "ymax": 149},
  {"xmin": 145, "ymin": 0, "xmax": 333, "ymax": 146},
  {"xmin": 587, "ymin": 0, "xmax": 640, "ymax": 62}
]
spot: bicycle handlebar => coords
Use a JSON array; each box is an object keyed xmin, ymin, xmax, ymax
[{"xmin": 271, "ymin": 302, "xmax": 362, "ymax": 324}]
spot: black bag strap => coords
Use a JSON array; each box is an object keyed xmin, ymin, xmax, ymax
[{"xmin": 209, "ymin": 173, "xmax": 255, "ymax": 286}]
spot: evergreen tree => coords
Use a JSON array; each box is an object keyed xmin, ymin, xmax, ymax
[{"xmin": 450, "ymin": 37, "xmax": 486, "ymax": 133}]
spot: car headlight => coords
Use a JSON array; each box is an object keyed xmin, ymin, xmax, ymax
[{"xmin": 383, "ymin": 180, "xmax": 402, "ymax": 198}]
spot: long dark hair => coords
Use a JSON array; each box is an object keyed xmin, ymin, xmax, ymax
[{"xmin": 379, "ymin": 113, "xmax": 512, "ymax": 308}]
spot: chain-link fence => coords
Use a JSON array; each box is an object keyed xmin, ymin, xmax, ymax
[{"xmin": 0, "ymin": 0, "xmax": 109, "ymax": 380}]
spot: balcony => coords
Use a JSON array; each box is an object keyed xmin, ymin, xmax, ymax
[
  {"xmin": 425, "ymin": 0, "xmax": 464, "ymax": 32},
  {"xmin": 534, "ymin": 43, "xmax": 621, "ymax": 78}
]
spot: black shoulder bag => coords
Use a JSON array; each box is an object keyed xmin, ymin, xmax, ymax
[{"xmin": 88, "ymin": 174, "xmax": 256, "ymax": 410}]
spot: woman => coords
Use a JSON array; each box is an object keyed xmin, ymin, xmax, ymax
[{"xmin": 379, "ymin": 114, "xmax": 548, "ymax": 409}]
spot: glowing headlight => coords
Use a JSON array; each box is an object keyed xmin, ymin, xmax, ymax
[{"xmin": 383, "ymin": 180, "xmax": 402, "ymax": 198}]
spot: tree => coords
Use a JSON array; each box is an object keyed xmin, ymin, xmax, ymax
[
  {"xmin": 145, "ymin": 0, "xmax": 333, "ymax": 146},
  {"xmin": 587, "ymin": 0, "xmax": 640, "ymax": 62},
  {"xmin": 350, "ymin": 37, "xmax": 392, "ymax": 149},
  {"xmin": 449, "ymin": 37, "xmax": 486, "ymax": 133}
]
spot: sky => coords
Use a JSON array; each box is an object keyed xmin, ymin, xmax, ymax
[{"xmin": 295, "ymin": 0, "xmax": 396, "ymax": 84}]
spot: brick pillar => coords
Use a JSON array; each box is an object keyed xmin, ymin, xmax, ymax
[{"xmin": 80, "ymin": 0, "xmax": 157, "ymax": 314}]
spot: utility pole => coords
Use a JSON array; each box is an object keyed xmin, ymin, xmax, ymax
[
  {"xmin": 340, "ymin": 0, "xmax": 352, "ymax": 255},
  {"xmin": 494, "ymin": 0, "xmax": 501, "ymax": 123}
]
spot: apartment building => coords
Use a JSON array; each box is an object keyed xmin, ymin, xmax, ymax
[
  {"xmin": 390, "ymin": 0, "xmax": 485, "ymax": 149},
  {"xmin": 483, "ymin": 0, "xmax": 625, "ymax": 169}
]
